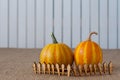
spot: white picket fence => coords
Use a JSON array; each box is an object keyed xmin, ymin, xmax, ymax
[{"xmin": 0, "ymin": 0, "xmax": 120, "ymax": 49}]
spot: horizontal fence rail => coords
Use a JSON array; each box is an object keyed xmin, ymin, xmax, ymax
[{"xmin": 0, "ymin": 0, "xmax": 120, "ymax": 49}]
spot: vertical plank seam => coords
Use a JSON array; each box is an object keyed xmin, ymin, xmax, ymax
[
  {"xmin": 42, "ymin": 0, "xmax": 44, "ymax": 47},
  {"xmin": 89, "ymin": 0, "xmax": 91, "ymax": 33},
  {"xmin": 26, "ymin": 0, "xmax": 28, "ymax": 48},
  {"xmin": 53, "ymin": 0, "xmax": 54, "ymax": 33},
  {"xmin": 0, "ymin": 1, "xmax": 2, "ymax": 47},
  {"xmin": 98, "ymin": 0, "xmax": 100, "ymax": 45},
  {"xmin": 118, "ymin": 0, "xmax": 120, "ymax": 48},
  {"xmin": 17, "ymin": 0, "xmax": 19, "ymax": 48},
  {"xmin": 8, "ymin": 0, "xmax": 10, "ymax": 48},
  {"xmin": 61, "ymin": 0, "xmax": 63, "ymax": 43},
  {"xmin": 34, "ymin": 0, "xmax": 37, "ymax": 48},
  {"xmin": 80, "ymin": 0, "xmax": 82, "ymax": 42},
  {"xmin": 107, "ymin": 0, "xmax": 109, "ymax": 49},
  {"xmin": 117, "ymin": 0, "xmax": 118, "ymax": 49},
  {"xmin": 71, "ymin": 0, "xmax": 72, "ymax": 48},
  {"xmin": 43, "ymin": 0, "xmax": 46, "ymax": 46}
]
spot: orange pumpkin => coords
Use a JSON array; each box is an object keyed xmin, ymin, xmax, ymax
[
  {"xmin": 40, "ymin": 33, "xmax": 73, "ymax": 65},
  {"xmin": 74, "ymin": 32, "xmax": 103, "ymax": 66}
]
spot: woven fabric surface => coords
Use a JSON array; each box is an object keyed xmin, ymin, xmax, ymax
[{"xmin": 0, "ymin": 48, "xmax": 120, "ymax": 80}]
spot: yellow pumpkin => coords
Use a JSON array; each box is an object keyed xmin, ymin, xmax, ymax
[
  {"xmin": 40, "ymin": 33, "xmax": 73, "ymax": 65},
  {"xmin": 74, "ymin": 32, "xmax": 103, "ymax": 66}
]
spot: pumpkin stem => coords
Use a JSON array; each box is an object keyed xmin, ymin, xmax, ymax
[
  {"xmin": 51, "ymin": 32, "xmax": 58, "ymax": 43},
  {"xmin": 88, "ymin": 32, "xmax": 98, "ymax": 41}
]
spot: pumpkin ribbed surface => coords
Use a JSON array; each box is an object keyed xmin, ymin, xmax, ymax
[
  {"xmin": 74, "ymin": 41, "xmax": 102, "ymax": 66},
  {"xmin": 40, "ymin": 43, "xmax": 73, "ymax": 65},
  {"xmin": 74, "ymin": 32, "xmax": 103, "ymax": 66}
]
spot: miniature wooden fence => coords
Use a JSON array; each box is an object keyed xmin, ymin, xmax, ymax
[{"xmin": 32, "ymin": 61, "xmax": 113, "ymax": 77}]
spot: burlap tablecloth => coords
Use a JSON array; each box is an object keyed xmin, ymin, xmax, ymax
[{"xmin": 0, "ymin": 48, "xmax": 120, "ymax": 80}]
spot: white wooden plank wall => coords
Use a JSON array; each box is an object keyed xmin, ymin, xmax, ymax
[
  {"xmin": 18, "ymin": 0, "xmax": 26, "ymax": 48},
  {"xmin": 0, "ymin": 0, "xmax": 120, "ymax": 49},
  {"xmin": 100, "ymin": 0, "xmax": 108, "ymax": 49}
]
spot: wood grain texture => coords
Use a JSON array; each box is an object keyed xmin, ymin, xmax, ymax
[
  {"xmin": 18, "ymin": 0, "xmax": 26, "ymax": 48},
  {"xmin": 109, "ymin": 0, "xmax": 117, "ymax": 49},
  {"xmin": 0, "ymin": 0, "xmax": 8, "ymax": 47},
  {"xmin": 119, "ymin": 0, "xmax": 120, "ymax": 48},
  {"xmin": 36, "ymin": 0, "xmax": 44, "ymax": 48},
  {"xmin": 91, "ymin": 0, "xmax": 99, "ymax": 43},
  {"xmin": 45, "ymin": 0, "xmax": 53, "ymax": 45},
  {"xmin": 0, "ymin": 0, "xmax": 120, "ymax": 49},
  {"xmin": 82, "ymin": 0, "xmax": 90, "ymax": 41},
  {"xmin": 100, "ymin": 0, "xmax": 108, "ymax": 49},
  {"xmin": 72, "ymin": 0, "xmax": 81, "ymax": 48},
  {"xmin": 63, "ymin": 0, "xmax": 72, "ymax": 47},
  {"xmin": 27, "ymin": 0, "xmax": 35, "ymax": 48},
  {"xmin": 54, "ymin": 0, "xmax": 62, "ymax": 43},
  {"xmin": 9, "ymin": 0, "xmax": 18, "ymax": 48}
]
